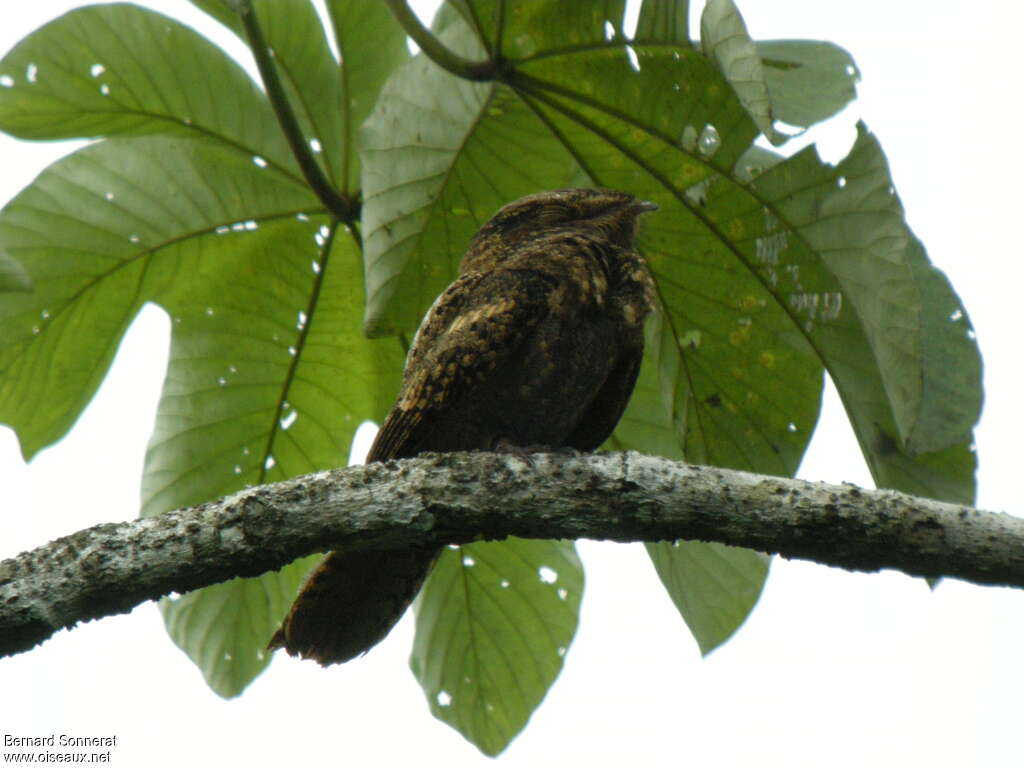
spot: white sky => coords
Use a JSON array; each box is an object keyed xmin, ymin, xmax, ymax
[{"xmin": 1, "ymin": 2, "xmax": 1022, "ymax": 766}]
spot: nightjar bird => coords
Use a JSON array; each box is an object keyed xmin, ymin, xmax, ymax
[{"xmin": 269, "ymin": 187, "xmax": 658, "ymax": 665}]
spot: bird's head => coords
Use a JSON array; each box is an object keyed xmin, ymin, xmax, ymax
[{"xmin": 461, "ymin": 188, "xmax": 657, "ymax": 272}]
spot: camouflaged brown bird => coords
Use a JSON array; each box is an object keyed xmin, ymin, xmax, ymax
[{"xmin": 268, "ymin": 187, "xmax": 658, "ymax": 665}]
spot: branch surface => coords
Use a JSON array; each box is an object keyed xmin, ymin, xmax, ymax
[{"xmin": 1, "ymin": 451, "xmax": 1018, "ymax": 658}]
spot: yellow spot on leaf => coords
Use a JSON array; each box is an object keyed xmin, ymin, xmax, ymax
[{"xmin": 729, "ymin": 326, "xmax": 751, "ymax": 345}]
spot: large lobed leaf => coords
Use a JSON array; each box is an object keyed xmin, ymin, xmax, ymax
[
  {"xmin": 0, "ymin": 1, "xmax": 405, "ymax": 697},
  {"xmin": 411, "ymin": 539, "xmax": 583, "ymax": 757},
  {"xmin": 359, "ymin": 3, "xmax": 981, "ymax": 747}
]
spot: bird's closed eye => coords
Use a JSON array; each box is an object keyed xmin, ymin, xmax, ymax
[{"xmin": 537, "ymin": 202, "xmax": 572, "ymax": 227}]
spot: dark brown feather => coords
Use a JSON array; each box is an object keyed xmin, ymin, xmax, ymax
[{"xmin": 270, "ymin": 188, "xmax": 657, "ymax": 665}]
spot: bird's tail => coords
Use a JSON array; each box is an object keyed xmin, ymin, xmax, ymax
[{"xmin": 268, "ymin": 547, "xmax": 438, "ymax": 666}]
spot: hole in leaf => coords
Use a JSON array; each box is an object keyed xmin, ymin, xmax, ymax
[{"xmin": 626, "ymin": 45, "xmax": 640, "ymax": 71}]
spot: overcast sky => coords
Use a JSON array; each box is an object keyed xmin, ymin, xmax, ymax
[{"xmin": 2, "ymin": 2, "xmax": 1022, "ymax": 766}]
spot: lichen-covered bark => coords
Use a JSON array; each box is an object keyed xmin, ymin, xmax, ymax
[{"xmin": 1, "ymin": 451, "xmax": 1019, "ymax": 658}]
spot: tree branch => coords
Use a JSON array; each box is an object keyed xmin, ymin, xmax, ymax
[{"xmin": 1, "ymin": 451, "xmax": 1018, "ymax": 659}]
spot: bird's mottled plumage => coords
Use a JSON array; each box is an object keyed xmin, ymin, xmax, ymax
[{"xmin": 269, "ymin": 187, "xmax": 657, "ymax": 665}]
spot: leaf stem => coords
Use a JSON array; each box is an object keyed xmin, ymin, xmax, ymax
[
  {"xmin": 234, "ymin": 0, "xmax": 358, "ymax": 222},
  {"xmin": 493, "ymin": 0, "xmax": 506, "ymax": 60},
  {"xmin": 382, "ymin": 0, "xmax": 499, "ymax": 81}
]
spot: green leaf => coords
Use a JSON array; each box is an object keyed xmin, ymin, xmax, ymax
[
  {"xmin": 635, "ymin": 0, "xmax": 690, "ymax": 44},
  {"xmin": 752, "ymin": 126, "xmax": 923, "ymax": 445},
  {"xmin": 751, "ymin": 124, "xmax": 980, "ymax": 502},
  {"xmin": 161, "ymin": 563, "xmax": 314, "ymax": 698},
  {"xmin": 0, "ymin": 135, "xmax": 316, "ymax": 459},
  {"xmin": 646, "ymin": 540, "xmax": 770, "ymax": 655},
  {"xmin": 0, "ymin": 133, "xmax": 404, "ymax": 692},
  {"xmin": 0, "ymin": 1, "xmax": 411, "ymax": 693},
  {"xmin": 0, "ymin": 250, "xmax": 31, "ymax": 293},
  {"xmin": 904, "ymin": 235, "xmax": 983, "ymax": 455},
  {"xmin": 411, "ymin": 539, "xmax": 583, "ymax": 757},
  {"xmin": 325, "ymin": 0, "xmax": 410, "ymax": 193},
  {"xmin": 700, "ymin": 0, "xmax": 783, "ymax": 144},
  {"xmin": 758, "ymin": 40, "xmax": 860, "ymax": 129},
  {"xmin": 0, "ymin": 4, "xmax": 292, "ymax": 170}
]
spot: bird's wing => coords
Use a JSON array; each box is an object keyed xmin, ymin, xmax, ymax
[
  {"xmin": 367, "ymin": 268, "xmax": 557, "ymax": 461},
  {"xmin": 562, "ymin": 349, "xmax": 643, "ymax": 451}
]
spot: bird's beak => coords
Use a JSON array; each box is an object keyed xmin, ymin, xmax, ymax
[{"xmin": 632, "ymin": 200, "xmax": 658, "ymax": 214}]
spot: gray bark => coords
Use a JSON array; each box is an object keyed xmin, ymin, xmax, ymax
[{"xmin": 1, "ymin": 450, "xmax": 1018, "ymax": 658}]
